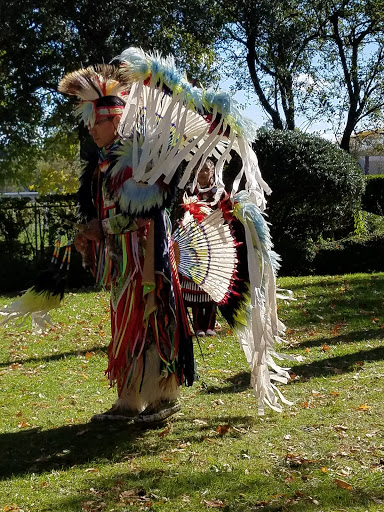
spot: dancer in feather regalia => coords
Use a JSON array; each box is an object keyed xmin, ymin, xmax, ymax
[
  {"xmin": 180, "ymin": 158, "xmax": 219, "ymax": 337},
  {"xmin": 57, "ymin": 47, "xmax": 293, "ymax": 421}
]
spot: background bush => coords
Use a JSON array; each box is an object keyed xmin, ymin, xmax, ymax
[
  {"xmin": 0, "ymin": 194, "xmax": 94, "ymax": 292},
  {"xmin": 314, "ymin": 234, "xmax": 384, "ymax": 275},
  {"xmin": 361, "ymin": 174, "xmax": 384, "ymax": 216},
  {"xmin": 254, "ymin": 129, "xmax": 366, "ymax": 275}
]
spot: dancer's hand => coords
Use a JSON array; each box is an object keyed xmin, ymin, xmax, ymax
[
  {"xmin": 78, "ymin": 219, "xmax": 104, "ymax": 241},
  {"xmin": 74, "ymin": 233, "xmax": 89, "ymax": 254}
]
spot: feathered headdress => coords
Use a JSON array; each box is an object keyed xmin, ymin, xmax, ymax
[{"xmin": 58, "ymin": 64, "xmax": 129, "ymax": 127}]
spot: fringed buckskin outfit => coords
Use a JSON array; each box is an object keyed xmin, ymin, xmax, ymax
[{"xmin": 85, "ymin": 138, "xmax": 194, "ymax": 415}]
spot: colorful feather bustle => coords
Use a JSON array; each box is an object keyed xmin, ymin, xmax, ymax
[
  {"xmin": 0, "ymin": 239, "xmax": 71, "ymax": 333},
  {"xmin": 110, "ymin": 47, "xmax": 270, "ymax": 215},
  {"xmin": 172, "ymin": 198, "xmax": 237, "ymax": 304}
]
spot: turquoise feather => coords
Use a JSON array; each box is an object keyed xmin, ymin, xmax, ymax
[{"xmin": 118, "ymin": 179, "xmax": 168, "ymax": 215}]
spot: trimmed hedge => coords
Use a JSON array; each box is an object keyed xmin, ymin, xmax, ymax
[
  {"xmin": 254, "ymin": 129, "xmax": 365, "ymax": 275},
  {"xmin": 314, "ymin": 234, "xmax": 384, "ymax": 275}
]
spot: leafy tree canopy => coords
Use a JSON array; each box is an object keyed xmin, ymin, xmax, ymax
[
  {"xmin": 0, "ymin": 0, "xmax": 226, "ymax": 188},
  {"xmin": 218, "ymin": 0, "xmax": 384, "ymax": 151}
]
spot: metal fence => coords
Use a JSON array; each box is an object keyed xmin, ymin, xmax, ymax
[
  {"xmin": 0, "ymin": 194, "xmax": 81, "ymax": 291},
  {"xmin": 0, "ymin": 194, "xmax": 77, "ymax": 261}
]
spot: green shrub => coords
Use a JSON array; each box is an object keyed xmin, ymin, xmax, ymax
[
  {"xmin": 314, "ymin": 234, "xmax": 384, "ymax": 275},
  {"xmin": 361, "ymin": 174, "xmax": 384, "ymax": 216},
  {"xmin": 254, "ymin": 129, "xmax": 365, "ymax": 275},
  {"xmin": 0, "ymin": 194, "xmax": 93, "ymax": 292}
]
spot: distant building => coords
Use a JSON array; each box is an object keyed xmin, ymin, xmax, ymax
[
  {"xmin": 358, "ymin": 155, "xmax": 384, "ymax": 175},
  {"xmin": 350, "ymin": 130, "xmax": 384, "ymax": 175}
]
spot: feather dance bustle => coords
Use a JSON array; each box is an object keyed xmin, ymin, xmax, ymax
[
  {"xmin": 172, "ymin": 201, "xmax": 237, "ymax": 304},
  {"xmin": 114, "ymin": 47, "xmax": 269, "ymax": 206},
  {"xmin": 0, "ymin": 267, "xmax": 66, "ymax": 332}
]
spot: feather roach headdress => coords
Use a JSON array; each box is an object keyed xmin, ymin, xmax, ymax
[{"xmin": 58, "ymin": 64, "xmax": 129, "ymax": 127}]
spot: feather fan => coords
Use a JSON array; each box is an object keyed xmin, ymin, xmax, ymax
[{"xmin": 172, "ymin": 200, "xmax": 237, "ymax": 304}]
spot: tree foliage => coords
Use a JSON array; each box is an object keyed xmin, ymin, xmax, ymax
[
  {"xmin": 219, "ymin": 0, "xmax": 384, "ymax": 151},
  {"xmin": 0, "ymin": 0, "xmax": 226, "ymax": 188},
  {"xmin": 317, "ymin": 0, "xmax": 384, "ymax": 151},
  {"xmin": 254, "ymin": 128, "xmax": 365, "ymax": 274},
  {"xmin": 220, "ymin": 0, "xmax": 322, "ymax": 130}
]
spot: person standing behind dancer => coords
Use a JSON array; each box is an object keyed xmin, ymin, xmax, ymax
[{"xmin": 182, "ymin": 159, "xmax": 218, "ymax": 337}]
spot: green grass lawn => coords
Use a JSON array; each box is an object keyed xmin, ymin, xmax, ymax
[{"xmin": 0, "ymin": 274, "xmax": 383, "ymax": 512}]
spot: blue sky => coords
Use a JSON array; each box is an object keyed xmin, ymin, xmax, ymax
[{"xmin": 226, "ymin": 86, "xmax": 336, "ymax": 142}]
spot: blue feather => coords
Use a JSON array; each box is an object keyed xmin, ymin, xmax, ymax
[
  {"xmin": 118, "ymin": 179, "xmax": 168, "ymax": 215},
  {"xmin": 116, "ymin": 47, "xmax": 150, "ymax": 76}
]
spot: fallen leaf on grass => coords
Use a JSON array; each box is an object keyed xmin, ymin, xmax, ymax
[
  {"xmin": 203, "ymin": 499, "xmax": 225, "ymax": 508},
  {"xmin": 17, "ymin": 421, "xmax": 31, "ymax": 429},
  {"xmin": 357, "ymin": 403, "xmax": 370, "ymax": 411},
  {"xmin": 120, "ymin": 490, "xmax": 139, "ymax": 498},
  {"xmin": 334, "ymin": 478, "xmax": 352, "ymax": 490},
  {"xmin": 82, "ymin": 501, "xmax": 106, "ymax": 511},
  {"xmin": 330, "ymin": 391, "xmax": 340, "ymax": 397},
  {"xmin": 216, "ymin": 424, "xmax": 230, "ymax": 436},
  {"xmin": 3, "ymin": 506, "xmax": 21, "ymax": 512},
  {"xmin": 119, "ymin": 489, "xmax": 151, "ymax": 505},
  {"xmin": 322, "ymin": 344, "xmax": 331, "ymax": 352},
  {"xmin": 158, "ymin": 425, "xmax": 171, "ymax": 438},
  {"xmin": 193, "ymin": 419, "xmax": 208, "ymax": 426},
  {"xmin": 85, "ymin": 468, "xmax": 99, "ymax": 473},
  {"xmin": 285, "ymin": 453, "xmax": 320, "ymax": 466},
  {"xmin": 85, "ymin": 351, "xmax": 95, "ymax": 359}
]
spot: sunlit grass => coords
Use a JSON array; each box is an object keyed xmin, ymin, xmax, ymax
[{"xmin": 0, "ymin": 274, "xmax": 383, "ymax": 511}]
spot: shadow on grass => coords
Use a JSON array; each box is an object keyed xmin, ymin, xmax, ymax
[
  {"xmin": 0, "ymin": 345, "xmax": 107, "ymax": 368},
  {"xmin": 201, "ymin": 344, "xmax": 384, "ymax": 395},
  {"xmin": 2, "ymin": 413, "xmax": 383, "ymax": 511},
  {"xmin": 201, "ymin": 372, "xmax": 251, "ymax": 394},
  {"xmin": 296, "ymin": 328, "xmax": 384, "ymax": 348},
  {"xmin": 0, "ymin": 414, "xmax": 256, "ymax": 481},
  {"xmin": 41, "ymin": 461, "xmax": 384, "ymax": 512},
  {"xmin": 0, "ymin": 421, "xmax": 151, "ymax": 480},
  {"xmin": 289, "ymin": 345, "xmax": 384, "ymax": 381}
]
